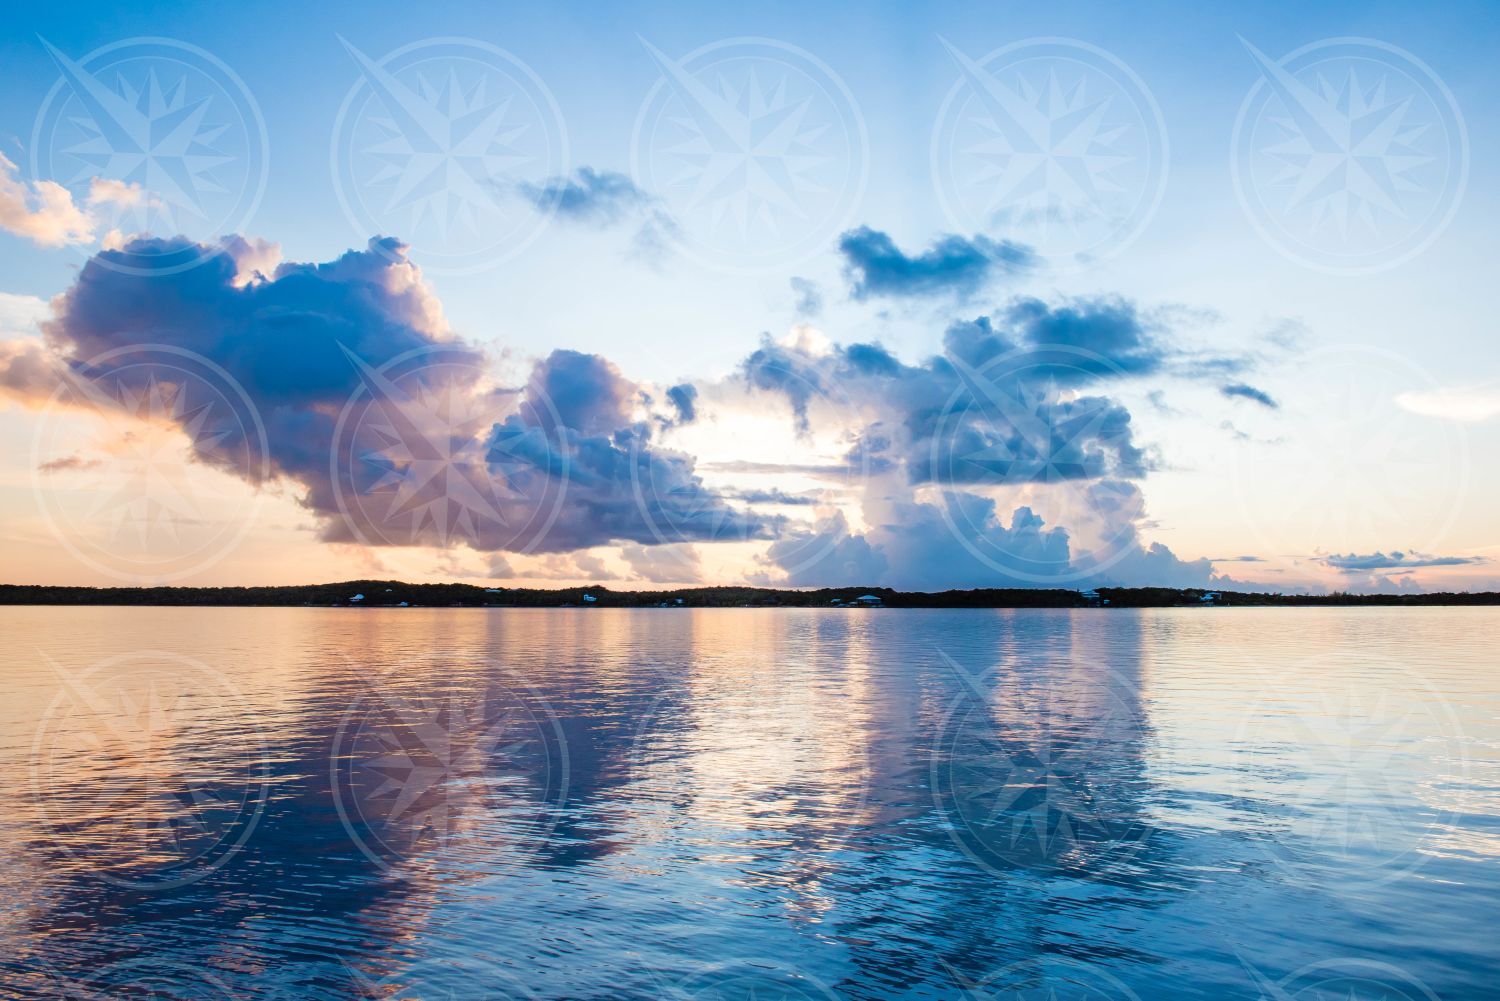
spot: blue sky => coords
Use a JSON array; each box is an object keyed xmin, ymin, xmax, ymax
[{"xmin": 1, "ymin": 0, "xmax": 1497, "ymax": 591}]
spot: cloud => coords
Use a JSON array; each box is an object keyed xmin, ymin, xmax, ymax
[
  {"xmin": 789, "ymin": 277, "xmax": 823, "ymax": 317},
  {"xmin": 619, "ymin": 542, "xmax": 702, "ymax": 583},
  {"xmin": 1317, "ymin": 551, "xmax": 1487, "ymax": 572},
  {"xmin": 0, "ymin": 154, "xmax": 157, "ymax": 248},
  {"xmin": 1221, "ymin": 382, "xmax": 1279, "ymax": 408},
  {"xmin": 0, "ymin": 153, "xmax": 94, "ymax": 246},
  {"xmin": 517, "ymin": 167, "xmax": 678, "ymax": 259},
  {"xmin": 8, "ymin": 234, "xmax": 768, "ymax": 556},
  {"xmin": 664, "ymin": 382, "xmax": 697, "ymax": 425},
  {"xmin": 733, "ymin": 300, "xmax": 1271, "ymax": 590},
  {"xmin": 838, "ymin": 226, "xmax": 1033, "ymax": 300},
  {"xmin": 1396, "ymin": 386, "xmax": 1500, "ymax": 422},
  {"xmin": 518, "ymin": 168, "xmax": 650, "ymax": 224}
]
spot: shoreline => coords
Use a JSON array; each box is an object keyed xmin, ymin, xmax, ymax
[{"xmin": 3, "ymin": 582, "xmax": 1498, "ymax": 609}]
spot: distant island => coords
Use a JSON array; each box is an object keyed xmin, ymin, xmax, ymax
[{"xmin": 3, "ymin": 582, "xmax": 1499, "ymax": 608}]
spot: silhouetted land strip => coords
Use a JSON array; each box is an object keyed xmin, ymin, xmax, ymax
[{"xmin": 3, "ymin": 582, "xmax": 1498, "ymax": 608}]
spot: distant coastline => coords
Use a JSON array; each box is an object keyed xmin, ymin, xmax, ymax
[{"xmin": 3, "ymin": 582, "xmax": 1499, "ymax": 608}]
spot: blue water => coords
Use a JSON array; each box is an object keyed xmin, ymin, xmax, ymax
[{"xmin": 0, "ymin": 606, "xmax": 1496, "ymax": 999}]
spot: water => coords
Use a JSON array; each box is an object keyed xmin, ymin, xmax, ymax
[{"xmin": 0, "ymin": 606, "xmax": 1496, "ymax": 999}]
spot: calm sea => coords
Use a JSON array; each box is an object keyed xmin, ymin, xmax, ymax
[{"xmin": 0, "ymin": 606, "xmax": 1495, "ymax": 999}]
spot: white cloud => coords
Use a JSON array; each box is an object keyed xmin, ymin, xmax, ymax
[
  {"xmin": 0, "ymin": 154, "xmax": 156, "ymax": 249},
  {"xmin": 1396, "ymin": 386, "xmax": 1500, "ymax": 422}
]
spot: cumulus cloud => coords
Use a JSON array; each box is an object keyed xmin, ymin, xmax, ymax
[
  {"xmin": 1221, "ymin": 382, "xmax": 1279, "ymax": 408},
  {"xmin": 4, "ymin": 234, "xmax": 766, "ymax": 556},
  {"xmin": 734, "ymin": 297, "xmax": 1267, "ymax": 590},
  {"xmin": 0, "ymin": 154, "xmax": 156, "ymax": 248},
  {"xmin": 838, "ymin": 226, "xmax": 1033, "ymax": 300}
]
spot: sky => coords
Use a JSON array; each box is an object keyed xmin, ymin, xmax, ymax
[{"xmin": 0, "ymin": 0, "xmax": 1496, "ymax": 593}]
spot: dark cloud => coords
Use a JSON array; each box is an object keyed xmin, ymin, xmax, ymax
[
  {"xmin": 1221, "ymin": 382, "xmax": 1279, "ymax": 408},
  {"xmin": 737, "ymin": 298, "xmax": 1273, "ymax": 590},
  {"xmin": 665, "ymin": 382, "xmax": 697, "ymax": 425},
  {"xmin": 838, "ymin": 226, "xmax": 1033, "ymax": 301},
  {"xmin": 1318, "ymin": 551, "xmax": 1486, "ymax": 572},
  {"xmin": 19, "ymin": 235, "xmax": 765, "ymax": 555}
]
